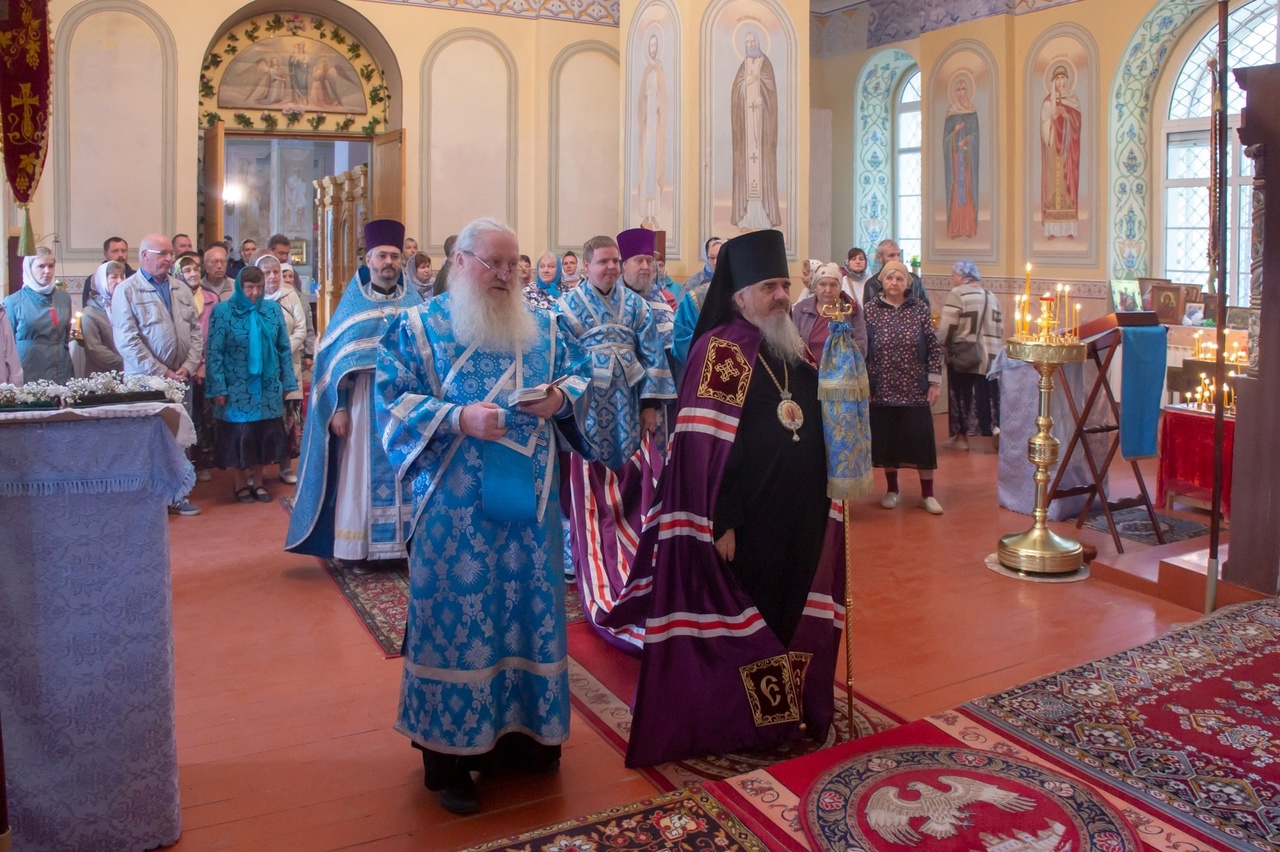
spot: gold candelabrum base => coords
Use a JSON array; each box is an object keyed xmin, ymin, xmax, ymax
[{"xmin": 998, "ymin": 338, "xmax": 1088, "ymax": 576}]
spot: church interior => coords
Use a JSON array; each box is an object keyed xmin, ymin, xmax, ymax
[{"xmin": 3, "ymin": 0, "xmax": 1280, "ymax": 849}]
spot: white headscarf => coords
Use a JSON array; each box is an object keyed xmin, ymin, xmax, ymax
[
  {"xmin": 257, "ymin": 255, "xmax": 286, "ymax": 302},
  {"xmin": 89, "ymin": 262, "xmax": 114, "ymax": 311},
  {"xmin": 22, "ymin": 254, "xmax": 55, "ymax": 296}
]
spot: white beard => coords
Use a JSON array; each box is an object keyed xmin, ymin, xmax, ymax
[
  {"xmin": 449, "ymin": 273, "xmax": 537, "ymax": 354},
  {"xmin": 758, "ymin": 311, "xmax": 807, "ymax": 365}
]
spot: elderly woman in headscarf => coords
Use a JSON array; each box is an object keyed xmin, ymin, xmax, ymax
[
  {"xmin": 864, "ymin": 259, "xmax": 944, "ymax": 514},
  {"xmin": 937, "ymin": 259, "xmax": 1003, "ymax": 451},
  {"xmin": 75, "ymin": 261, "xmax": 127, "ymax": 375},
  {"xmin": 3, "ymin": 246, "xmax": 73, "ymax": 383},
  {"xmin": 792, "ymin": 262, "xmax": 867, "ymax": 363},
  {"xmin": 206, "ymin": 266, "xmax": 298, "ymax": 503},
  {"xmin": 524, "ymin": 250, "xmax": 563, "ymax": 311},
  {"xmin": 257, "ymin": 254, "xmax": 308, "ymax": 484}
]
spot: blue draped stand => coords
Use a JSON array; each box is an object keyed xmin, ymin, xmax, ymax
[{"xmin": 0, "ymin": 413, "xmax": 193, "ymax": 851}]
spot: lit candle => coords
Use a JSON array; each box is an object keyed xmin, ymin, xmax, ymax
[
  {"xmin": 1063, "ymin": 286, "xmax": 1071, "ymax": 334},
  {"xmin": 1074, "ymin": 303, "xmax": 1081, "ymax": 338},
  {"xmin": 1025, "ymin": 263, "xmax": 1032, "ymax": 301},
  {"xmin": 1193, "ymin": 331, "xmax": 1202, "ymax": 359}
]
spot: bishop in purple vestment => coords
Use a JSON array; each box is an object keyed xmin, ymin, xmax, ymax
[{"xmin": 601, "ymin": 229, "xmax": 845, "ymax": 767}]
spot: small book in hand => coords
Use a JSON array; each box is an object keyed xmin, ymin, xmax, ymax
[{"xmin": 507, "ymin": 376, "xmax": 568, "ymax": 407}]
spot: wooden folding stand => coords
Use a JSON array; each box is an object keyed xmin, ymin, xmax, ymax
[{"xmin": 1046, "ymin": 313, "xmax": 1165, "ymax": 553}]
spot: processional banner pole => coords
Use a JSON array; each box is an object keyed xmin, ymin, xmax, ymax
[
  {"xmin": 1206, "ymin": 0, "xmax": 1230, "ymax": 615},
  {"xmin": 1, "ymin": 708, "xmax": 9, "ymax": 852}
]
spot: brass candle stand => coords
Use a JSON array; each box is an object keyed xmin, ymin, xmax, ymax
[{"xmin": 999, "ymin": 293, "xmax": 1087, "ymax": 575}]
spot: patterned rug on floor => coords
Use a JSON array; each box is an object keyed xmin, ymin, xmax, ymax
[
  {"xmin": 460, "ymin": 786, "xmax": 771, "ymax": 852},
  {"xmin": 278, "ymin": 496, "xmax": 584, "ymax": 657},
  {"xmin": 1082, "ymin": 505, "xmax": 1209, "ymax": 545},
  {"xmin": 963, "ymin": 598, "xmax": 1280, "ymax": 851},
  {"xmin": 567, "ymin": 621, "xmax": 904, "ymax": 792}
]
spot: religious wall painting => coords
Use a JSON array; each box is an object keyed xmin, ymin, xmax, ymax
[
  {"xmin": 218, "ymin": 37, "xmax": 365, "ymax": 115},
  {"xmin": 1026, "ymin": 25, "xmax": 1098, "ymax": 266},
  {"xmin": 927, "ymin": 42, "xmax": 997, "ymax": 263},
  {"xmin": 626, "ymin": 0, "xmax": 680, "ymax": 250},
  {"xmin": 703, "ymin": 0, "xmax": 796, "ymax": 254},
  {"xmin": 201, "ymin": 13, "xmax": 389, "ymax": 135}
]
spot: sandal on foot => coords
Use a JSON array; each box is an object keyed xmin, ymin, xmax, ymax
[
  {"xmin": 234, "ymin": 486, "xmax": 255, "ymax": 504},
  {"xmin": 252, "ymin": 486, "xmax": 272, "ymax": 503}
]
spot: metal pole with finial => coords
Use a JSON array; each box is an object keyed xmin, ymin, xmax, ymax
[
  {"xmin": 1, "ymin": 708, "xmax": 10, "ymax": 852},
  {"xmin": 1205, "ymin": 0, "xmax": 1230, "ymax": 614}
]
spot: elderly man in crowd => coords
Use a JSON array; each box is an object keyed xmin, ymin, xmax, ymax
[
  {"xmin": 558, "ymin": 234, "xmax": 675, "ymax": 641},
  {"xmin": 85, "ymin": 236, "xmax": 136, "ymax": 306},
  {"xmin": 862, "ymin": 238, "xmax": 929, "ymax": 307},
  {"xmin": 376, "ymin": 216, "xmax": 592, "ymax": 815},
  {"xmin": 601, "ymin": 228, "xmax": 844, "ymax": 767},
  {"xmin": 172, "ymin": 234, "xmax": 194, "ymax": 255},
  {"xmin": 112, "ymin": 233, "xmax": 204, "ymax": 516},
  {"xmin": 286, "ymin": 219, "xmax": 423, "ymax": 573},
  {"xmin": 203, "ymin": 243, "xmax": 233, "ymax": 301}
]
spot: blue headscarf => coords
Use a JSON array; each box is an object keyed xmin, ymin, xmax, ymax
[
  {"xmin": 952, "ymin": 259, "xmax": 981, "ymax": 282},
  {"xmin": 538, "ymin": 251, "xmax": 565, "ymax": 299},
  {"xmin": 229, "ymin": 268, "xmax": 280, "ymax": 384}
]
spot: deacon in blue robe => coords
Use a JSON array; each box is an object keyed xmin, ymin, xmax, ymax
[
  {"xmin": 375, "ymin": 217, "xmax": 591, "ymax": 814},
  {"xmin": 286, "ymin": 219, "xmax": 423, "ymax": 567}
]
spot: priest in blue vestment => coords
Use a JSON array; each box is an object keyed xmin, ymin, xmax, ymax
[
  {"xmin": 376, "ymin": 217, "xmax": 592, "ymax": 815},
  {"xmin": 557, "ymin": 234, "xmax": 676, "ymax": 647},
  {"xmin": 285, "ymin": 219, "xmax": 423, "ymax": 571}
]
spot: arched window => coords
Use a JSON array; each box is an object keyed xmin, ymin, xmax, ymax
[
  {"xmin": 1160, "ymin": 0, "xmax": 1278, "ymax": 304},
  {"xmin": 895, "ymin": 69, "xmax": 922, "ymax": 266}
]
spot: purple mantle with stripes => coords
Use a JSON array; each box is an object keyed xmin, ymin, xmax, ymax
[{"xmin": 599, "ymin": 315, "xmax": 846, "ymax": 767}]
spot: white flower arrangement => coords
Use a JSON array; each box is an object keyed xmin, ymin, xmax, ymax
[
  {"xmin": 0, "ymin": 379, "xmax": 71, "ymax": 406},
  {"xmin": 64, "ymin": 372, "xmax": 188, "ymax": 405}
]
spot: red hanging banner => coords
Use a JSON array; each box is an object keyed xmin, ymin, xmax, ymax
[{"xmin": 0, "ymin": 0, "xmax": 50, "ymax": 252}]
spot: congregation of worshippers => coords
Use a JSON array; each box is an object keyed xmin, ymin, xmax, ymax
[{"xmin": 0, "ymin": 212, "xmax": 992, "ymax": 813}]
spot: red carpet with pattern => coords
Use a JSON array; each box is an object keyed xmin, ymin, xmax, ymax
[{"xmin": 964, "ymin": 598, "xmax": 1280, "ymax": 851}]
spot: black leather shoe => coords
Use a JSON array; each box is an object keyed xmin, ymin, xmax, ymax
[{"xmin": 437, "ymin": 773, "xmax": 480, "ymax": 815}]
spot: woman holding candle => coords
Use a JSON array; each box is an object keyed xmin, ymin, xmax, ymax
[
  {"xmin": 75, "ymin": 261, "xmax": 127, "ymax": 375},
  {"xmin": 937, "ymin": 260, "xmax": 1003, "ymax": 450},
  {"xmin": 206, "ymin": 266, "xmax": 298, "ymax": 504},
  {"xmin": 864, "ymin": 260, "xmax": 945, "ymax": 514},
  {"xmin": 3, "ymin": 246, "xmax": 74, "ymax": 383}
]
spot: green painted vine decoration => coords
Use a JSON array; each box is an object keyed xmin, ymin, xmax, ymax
[{"xmin": 198, "ymin": 11, "xmax": 390, "ymax": 135}]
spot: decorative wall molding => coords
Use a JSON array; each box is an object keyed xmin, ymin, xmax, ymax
[
  {"xmin": 865, "ymin": 0, "xmax": 1083, "ymax": 48},
  {"xmin": 199, "ymin": 12, "xmax": 389, "ymax": 136},
  {"xmin": 420, "ymin": 29, "xmax": 518, "ymax": 250},
  {"xmin": 853, "ymin": 48, "xmax": 915, "ymax": 255},
  {"xmin": 358, "ymin": 0, "xmax": 619, "ymax": 27},
  {"xmin": 1108, "ymin": 0, "xmax": 1214, "ymax": 279},
  {"xmin": 54, "ymin": 0, "xmax": 177, "ymax": 262},
  {"xmin": 548, "ymin": 40, "xmax": 620, "ymax": 253}
]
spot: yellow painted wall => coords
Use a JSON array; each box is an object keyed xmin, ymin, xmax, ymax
[{"xmin": 40, "ymin": 0, "xmax": 618, "ymax": 278}]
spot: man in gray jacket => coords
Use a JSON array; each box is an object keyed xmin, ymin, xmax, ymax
[{"xmin": 112, "ymin": 233, "xmax": 204, "ymax": 515}]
